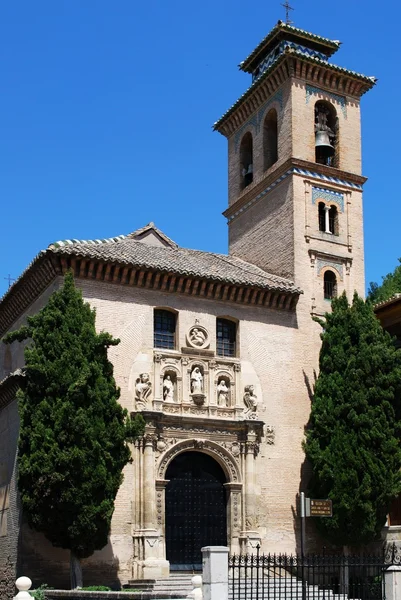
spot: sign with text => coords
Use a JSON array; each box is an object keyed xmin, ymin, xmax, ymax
[{"xmin": 306, "ymin": 498, "xmax": 332, "ymax": 517}]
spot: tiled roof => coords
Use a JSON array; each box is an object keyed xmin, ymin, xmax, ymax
[
  {"xmin": 47, "ymin": 235, "xmax": 300, "ymax": 293},
  {"xmin": 214, "ymin": 48, "xmax": 376, "ymax": 132},
  {"xmin": 374, "ymin": 294, "xmax": 401, "ymax": 311},
  {"xmin": 240, "ymin": 22, "xmax": 340, "ymax": 72}
]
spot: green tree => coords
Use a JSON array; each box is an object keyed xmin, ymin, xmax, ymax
[
  {"xmin": 368, "ymin": 258, "xmax": 401, "ymax": 304},
  {"xmin": 304, "ymin": 292, "xmax": 401, "ymax": 547},
  {"xmin": 3, "ymin": 272, "xmax": 144, "ymax": 587}
]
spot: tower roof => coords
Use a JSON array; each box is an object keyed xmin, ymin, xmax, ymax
[{"xmin": 240, "ymin": 21, "xmax": 341, "ymax": 74}]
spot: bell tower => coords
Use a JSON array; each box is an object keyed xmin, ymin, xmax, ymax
[{"xmin": 214, "ymin": 21, "xmax": 375, "ymax": 314}]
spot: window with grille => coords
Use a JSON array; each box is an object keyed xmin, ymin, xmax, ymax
[
  {"xmin": 154, "ymin": 309, "xmax": 176, "ymax": 350},
  {"xmin": 216, "ymin": 318, "xmax": 236, "ymax": 357},
  {"xmin": 324, "ymin": 271, "xmax": 337, "ymax": 300}
]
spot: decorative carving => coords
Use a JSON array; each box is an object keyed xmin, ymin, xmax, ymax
[
  {"xmin": 234, "ymin": 363, "xmax": 242, "ymax": 372},
  {"xmin": 163, "ymin": 404, "xmax": 180, "ymax": 414},
  {"xmin": 194, "ymin": 439, "xmax": 205, "ymax": 449},
  {"xmin": 231, "ymin": 442, "xmax": 241, "ymax": 457},
  {"xmin": 186, "ymin": 325, "xmax": 210, "ymax": 349},
  {"xmin": 217, "ymin": 377, "xmax": 230, "ymax": 407},
  {"xmin": 243, "ymin": 385, "xmax": 259, "ymax": 419},
  {"xmin": 232, "ymin": 494, "xmax": 240, "ymax": 532},
  {"xmin": 157, "ymin": 439, "xmax": 241, "ymax": 482},
  {"xmin": 163, "ymin": 374, "xmax": 175, "ymax": 402},
  {"xmin": 135, "ymin": 373, "xmax": 152, "ymax": 408},
  {"xmin": 154, "ymin": 353, "xmax": 163, "ymax": 363},
  {"xmin": 265, "ymin": 425, "xmax": 275, "ymax": 445},
  {"xmin": 181, "ymin": 357, "xmax": 190, "ymax": 366}
]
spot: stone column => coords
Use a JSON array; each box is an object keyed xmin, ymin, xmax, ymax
[
  {"xmin": 143, "ymin": 435, "xmax": 156, "ymax": 530},
  {"xmin": 242, "ymin": 430, "xmax": 261, "ymax": 551},
  {"xmin": 384, "ymin": 566, "xmax": 401, "ymax": 600},
  {"xmin": 245, "ymin": 441, "xmax": 256, "ymax": 529},
  {"xmin": 202, "ymin": 546, "xmax": 229, "ymax": 600},
  {"xmin": 224, "ymin": 482, "xmax": 242, "ymax": 554},
  {"xmin": 324, "ymin": 204, "xmax": 331, "ymax": 233},
  {"xmin": 141, "ymin": 435, "xmax": 170, "ymax": 579}
]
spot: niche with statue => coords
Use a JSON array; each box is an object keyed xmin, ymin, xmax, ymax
[
  {"xmin": 190, "ymin": 364, "xmax": 205, "ymax": 406},
  {"xmin": 162, "ymin": 370, "xmax": 177, "ymax": 403},
  {"xmin": 216, "ymin": 374, "xmax": 231, "ymax": 407}
]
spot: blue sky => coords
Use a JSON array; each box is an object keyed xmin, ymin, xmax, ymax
[{"xmin": 1, "ymin": 0, "xmax": 400, "ymax": 298}]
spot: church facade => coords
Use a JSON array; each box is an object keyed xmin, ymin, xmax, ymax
[{"xmin": 0, "ymin": 20, "xmax": 376, "ymax": 589}]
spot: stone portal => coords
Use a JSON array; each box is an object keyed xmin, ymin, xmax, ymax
[{"xmin": 165, "ymin": 451, "xmax": 227, "ymax": 570}]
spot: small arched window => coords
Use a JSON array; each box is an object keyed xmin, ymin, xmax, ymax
[
  {"xmin": 324, "ymin": 271, "xmax": 337, "ymax": 300},
  {"xmin": 318, "ymin": 202, "xmax": 326, "ymax": 232},
  {"xmin": 318, "ymin": 203, "xmax": 338, "ymax": 235},
  {"xmin": 329, "ymin": 205, "xmax": 338, "ymax": 235},
  {"xmin": 154, "ymin": 309, "xmax": 176, "ymax": 350},
  {"xmin": 239, "ymin": 132, "xmax": 253, "ymax": 190},
  {"xmin": 263, "ymin": 109, "xmax": 278, "ymax": 171},
  {"xmin": 315, "ymin": 101, "xmax": 339, "ymax": 167},
  {"xmin": 216, "ymin": 318, "xmax": 237, "ymax": 357}
]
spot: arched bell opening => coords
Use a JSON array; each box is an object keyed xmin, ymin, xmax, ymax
[
  {"xmin": 263, "ymin": 108, "xmax": 278, "ymax": 171},
  {"xmin": 315, "ymin": 101, "xmax": 339, "ymax": 168},
  {"xmin": 165, "ymin": 451, "xmax": 228, "ymax": 570},
  {"xmin": 239, "ymin": 132, "xmax": 253, "ymax": 190}
]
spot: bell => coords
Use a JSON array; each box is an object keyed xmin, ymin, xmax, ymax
[{"xmin": 315, "ymin": 130, "xmax": 335, "ymax": 157}]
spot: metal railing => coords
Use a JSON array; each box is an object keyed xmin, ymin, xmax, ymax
[{"xmin": 228, "ymin": 545, "xmax": 400, "ymax": 600}]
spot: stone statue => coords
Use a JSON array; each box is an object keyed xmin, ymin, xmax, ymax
[
  {"xmin": 190, "ymin": 366, "xmax": 203, "ymax": 393},
  {"xmin": 163, "ymin": 374, "xmax": 175, "ymax": 402},
  {"xmin": 135, "ymin": 373, "xmax": 152, "ymax": 404},
  {"xmin": 217, "ymin": 379, "xmax": 230, "ymax": 407},
  {"xmin": 189, "ymin": 328, "xmax": 206, "ymax": 347},
  {"xmin": 243, "ymin": 384, "xmax": 258, "ymax": 418}
]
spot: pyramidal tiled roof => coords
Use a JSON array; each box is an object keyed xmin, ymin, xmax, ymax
[
  {"xmin": 47, "ymin": 223, "xmax": 300, "ymax": 293},
  {"xmin": 240, "ymin": 21, "xmax": 341, "ymax": 72}
]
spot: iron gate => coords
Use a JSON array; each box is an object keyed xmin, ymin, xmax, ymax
[{"xmin": 229, "ymin": 545, "xmax": 400, "ymax": 600}]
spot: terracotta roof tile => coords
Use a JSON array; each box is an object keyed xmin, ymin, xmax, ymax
[{"xmin": 48, "ymin": 235, "xmax": 300, "ymax": 293}]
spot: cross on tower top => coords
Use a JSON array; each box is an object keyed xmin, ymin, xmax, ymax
[
  {"xmin": 4, "ymin": 274, "xmax": 15, "ymax": 289},
  {"xmin": 281, "ymin": 1, "xmax": 294, "ymax": 24}
]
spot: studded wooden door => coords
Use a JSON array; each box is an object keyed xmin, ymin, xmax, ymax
[{"xmin": 165, "ymin": 451, "xmax": 227, "ymax": 570}]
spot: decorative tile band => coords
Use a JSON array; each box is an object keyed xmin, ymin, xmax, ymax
[
  {"xmin": 312, "ymin": 186, "xmax": 344, "ymax": 212},
  {"xmin": 305, "ymin": 84, "xmax": 347, "ymax": 118},
  {"xmin": 253, "ymin": 41, "xmax": 328, "ymax": 83},
  {"xmin": 227, "ymin": 168, "xmax": 362, "ymax": 222},
  {"xmin": 234, "ymin": 90, "xmax": 283, "ymax": 152},
  {"xmin": 317, "ymin": 259, "xmax": 344, "ymax": 280}
]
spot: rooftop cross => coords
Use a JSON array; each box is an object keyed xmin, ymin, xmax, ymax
[
  {"xmin": 281, "ymin": 1, "xmax": 294, "ymax": 24},
  {"xmin": 4, "ymin": 274, "xmax": 15, "ymax": 289}
]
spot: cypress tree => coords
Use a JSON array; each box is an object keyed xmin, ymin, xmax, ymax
[
  {"xmin": 304, "ymin": 292, "xmax": 401, "ymax": 547},
  {"xmin": 3, "ymin": 272, "xmax": 144, "ymax": 586}
]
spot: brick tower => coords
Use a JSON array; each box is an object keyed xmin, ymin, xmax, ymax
[{"xmin": 214, "ymin": 20, "xmax": 376, "ymax": 315}]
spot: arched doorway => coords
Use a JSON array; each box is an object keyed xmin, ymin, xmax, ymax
[{"xmin": 165, "ymin": 451, "xmax": 227, "ymax": 570}]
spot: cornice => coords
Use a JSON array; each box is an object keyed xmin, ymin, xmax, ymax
[
  {"xmin": 214, "ymin": 52, "xmax": 376, "ymax": 137},
  {"xmin": 0, "ymin": 251, "xmax": 301, "ymax": 338},
  {"xmin": 223, "ymin": 158, "xmax": 366, "ymax": 222}
]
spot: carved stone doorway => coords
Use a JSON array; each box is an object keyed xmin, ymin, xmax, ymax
[{"xmin": 165, "ymin": 451, "xmax": 227, "ymax": 570}]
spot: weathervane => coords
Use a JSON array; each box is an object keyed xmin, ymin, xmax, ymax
[{"xmin": 281, "ymin": 1, "xmax": 294, "ymax": 24}]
